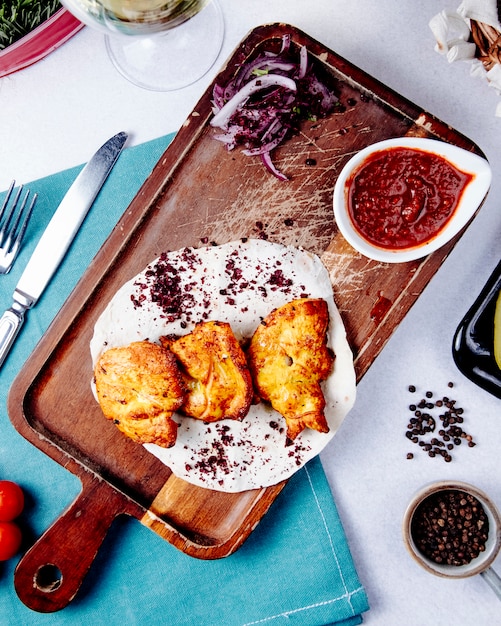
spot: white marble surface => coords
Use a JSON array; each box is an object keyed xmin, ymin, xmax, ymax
[{"xmin": 2, "ymin": 1, "xmax": 501, "ymax": 623}]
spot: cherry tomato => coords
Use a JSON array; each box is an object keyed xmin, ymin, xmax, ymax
[
  {"xmin": 0, "ymin": 522, "xmax": 22, "ymax": 561},
  {"xmin": 0, "ymin": 481, "xmax": 24, "ymax": 522}
]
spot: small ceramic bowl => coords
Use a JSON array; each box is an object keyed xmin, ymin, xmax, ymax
[
  {"xmin": 402, "ymin": 481, "xmax": 501, "ymax": 597},
  {"xmin": 333, "ymin": 137, "xmax": 492, "ymax": 263}
]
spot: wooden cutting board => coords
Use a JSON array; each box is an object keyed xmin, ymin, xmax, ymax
[{"xmin": 8, "ymin": 23, "xmax": 487, "ymax": 613}]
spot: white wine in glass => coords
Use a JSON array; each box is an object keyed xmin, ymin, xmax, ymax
[{"xmin": 60, "ymin": 0, "xmax": 224, "ymax": 91}]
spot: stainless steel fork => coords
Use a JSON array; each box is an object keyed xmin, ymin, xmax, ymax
[{"xmin": 0, "ymin": 180, "xmax": 37, "ymax": 275}]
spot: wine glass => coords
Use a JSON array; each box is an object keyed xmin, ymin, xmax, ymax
[{"xmin": 60, "ymin": 0, "xmax": 224, "ymax": 91}]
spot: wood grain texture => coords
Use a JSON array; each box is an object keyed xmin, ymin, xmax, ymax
[{"xmin": 8, "ymin": 23, "xmax": 487, "ymax": 612}]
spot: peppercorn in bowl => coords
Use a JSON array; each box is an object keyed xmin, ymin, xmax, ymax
[{"xmin": 402, "ymin": 481, "xmax": 501, "ymax": 581}]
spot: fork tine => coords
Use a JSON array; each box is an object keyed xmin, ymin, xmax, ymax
[
  {"xmin": 0, "ymin": 180, "xmax": 15, "ymax": 218},
  {"xmin": 0, "ymin": 180, "xmax": 16, "ymax": 247},
  {"xmin": 0, "ymin": 181, "xmax": 37, "ymax": 274},
  {"xmin": 1, "ymin": 186, "xmax": 25, "ymax": 247},
  {"xmin": 11, "ymin": 192, "xmax": 37, "ymax": 254}
]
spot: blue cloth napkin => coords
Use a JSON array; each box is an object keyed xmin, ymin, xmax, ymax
[{"xmin": 0, "ymin": 133, "xmax": 369, "ymax": 625}]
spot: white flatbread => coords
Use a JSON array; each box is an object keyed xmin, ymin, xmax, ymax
[{"xmin": 90, "ymin": 239, "xmax": 356, "ymax": 492}]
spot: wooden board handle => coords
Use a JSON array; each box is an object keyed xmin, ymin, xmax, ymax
[{"xmin": 14, "ymin": 475, "xmax": 129, "ymax": 613}]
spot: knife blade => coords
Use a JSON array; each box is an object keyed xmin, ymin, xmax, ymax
[{"xmin": 0, "ymin": 131, "xmax": 128, "ymax": 369}]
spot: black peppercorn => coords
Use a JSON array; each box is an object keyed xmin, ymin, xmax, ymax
[
  {"xmin": 404, "ymin": 385, "xmax": 476, "ymax": 462},
  {"xmin": 411, "ymin": 489, "xmax": 489, "ymax": 566}
]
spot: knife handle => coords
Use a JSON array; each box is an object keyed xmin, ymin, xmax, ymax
[{"xmin": 0, "ymin": 304, "xmax": 26, "ymax": 368}]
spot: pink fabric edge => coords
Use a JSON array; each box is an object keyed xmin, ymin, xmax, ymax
[{"xmin": 0, "ymin": 8, "xmax": 84, "ymax": 78}]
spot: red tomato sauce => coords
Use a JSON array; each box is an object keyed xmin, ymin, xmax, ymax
[{"xmin": 346, "ymin": 147, "xmax": 474, "ymax": 250}]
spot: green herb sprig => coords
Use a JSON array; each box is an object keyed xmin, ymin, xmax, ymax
[{"xmin": 0, "ymin": 0, "xmax": 61, "ymax": 51}]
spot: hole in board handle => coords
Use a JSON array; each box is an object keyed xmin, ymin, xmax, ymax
[{"xmin": 34, "ymin": 564, "xmax": 63, "ymax": 593}]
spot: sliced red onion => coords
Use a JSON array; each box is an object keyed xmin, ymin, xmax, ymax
[
  {"xmin": 210, "ymin": 35, "xmax": 338, "ymax": 181},
  {"xmin": 211, "ymin": 74, "xmax": 297, "ymax": 129},
  {"xmin": 234, "ymin": 60, "xmax": 296, "ymax": 88},
  {"xmin": 260, "ymin": 118, "xmax": 282, "ymax": 144},
  {"xmin": 279, "ymin": 34, "xmax": 291, "ymax": 55},
  {"xmin": 242, "ymin": 127, "xmax": 288, "ymax": 157},
  {"xmin": 298, "ymin": 45, "xmax": 308, "ymax": 79},
  {"xmin": 261, "ymin": 151, "xmax": 289, "ymax": 181}
]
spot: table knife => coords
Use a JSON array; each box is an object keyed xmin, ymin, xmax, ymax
[{"xmin": 0, "ymin": 131, "xmax": 128, "ymax": 369}]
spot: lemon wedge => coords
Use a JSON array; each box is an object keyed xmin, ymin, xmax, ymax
[{"xmin": 493, "ymin": 289, "xmax": 501, "ymax": 369}]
